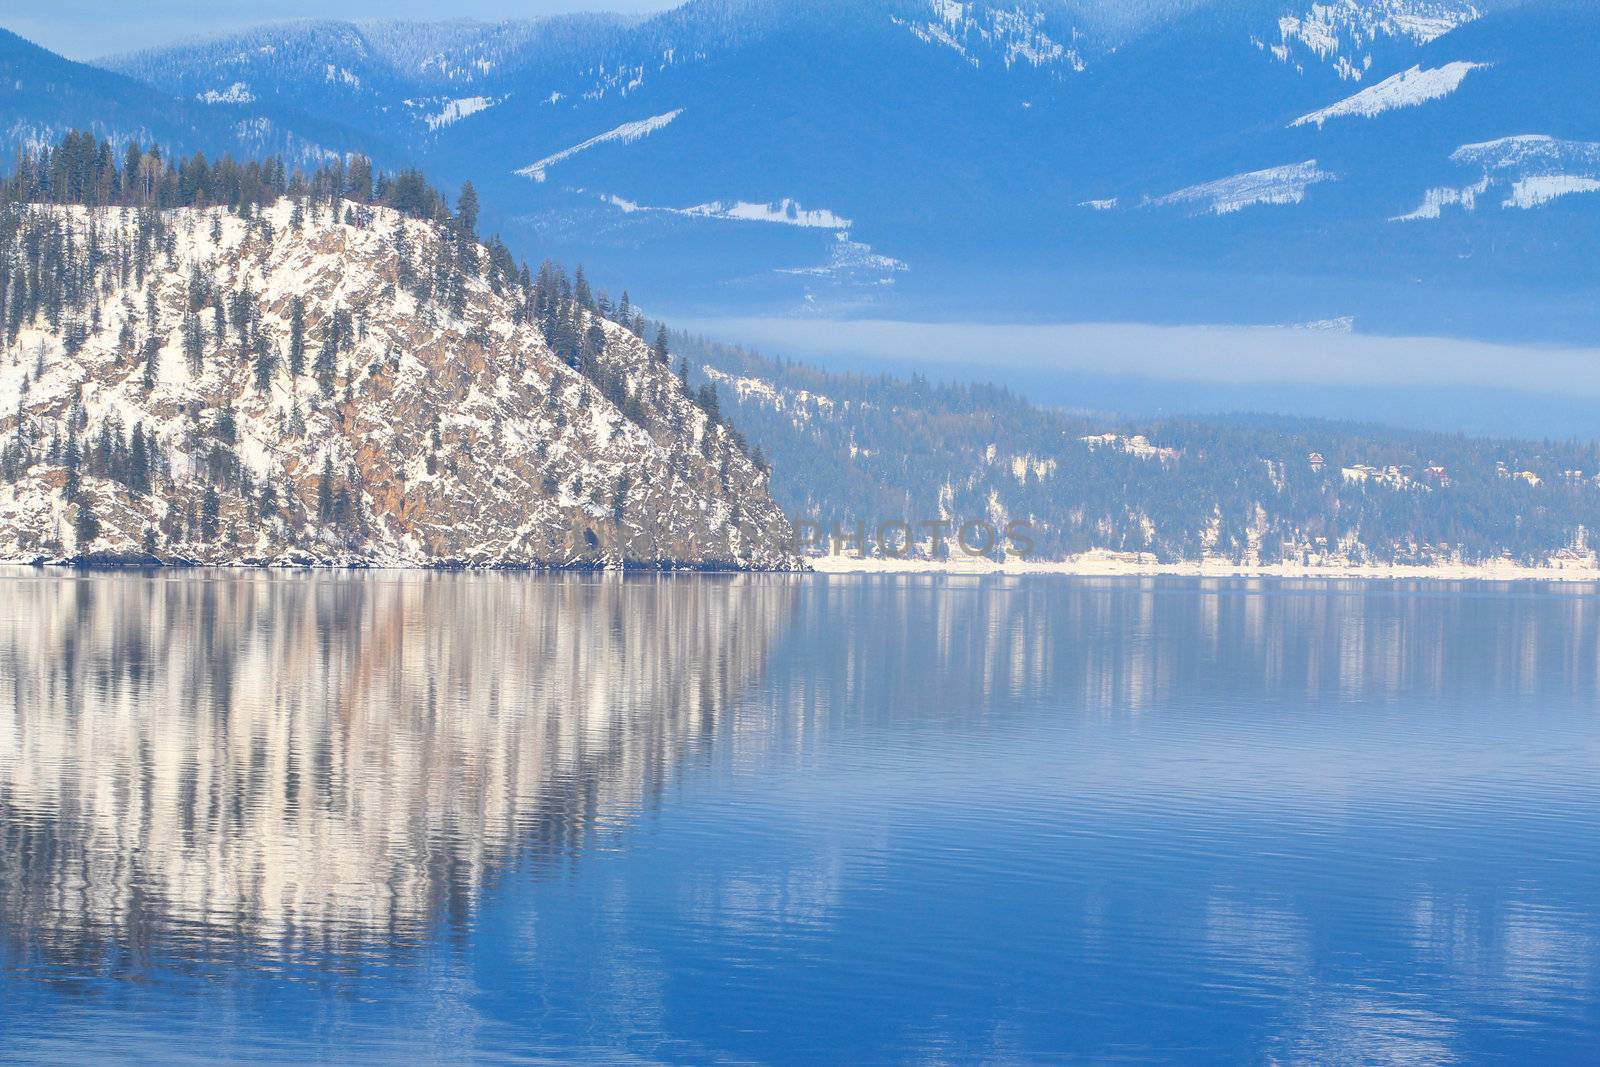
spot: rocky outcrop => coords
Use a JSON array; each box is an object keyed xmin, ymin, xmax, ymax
[{"xmin": 0, "ymin": 198, "xmax": 797, "ymax": 568}]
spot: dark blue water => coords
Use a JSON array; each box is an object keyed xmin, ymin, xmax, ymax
[{"xmin": 1, "ymin": 572, "xmax": 1598, "ymax": 1064}]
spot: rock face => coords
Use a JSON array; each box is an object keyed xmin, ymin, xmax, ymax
[{"xmin": 0, "ymin": 198, "xmax": 797, "ymax": 568}]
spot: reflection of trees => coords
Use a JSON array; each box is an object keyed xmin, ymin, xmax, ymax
[
  {"xmin": 0, "ymin": 572, "xmax": 795, "ymax": 960},
  {"xmin": 753, "ymin": 578, "xmax": 1600, "ymax": 739},
  {"xmin": 3, "ymin": 572, "xmax": 1596, "ymax": 968}
]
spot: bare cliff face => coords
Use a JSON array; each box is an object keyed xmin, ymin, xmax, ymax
[{"xmin": 0, "ymin": 197, "xmax": 797, "ymax": 568}]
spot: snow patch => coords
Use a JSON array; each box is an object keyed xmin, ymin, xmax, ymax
[
  {"xmin": 1292, "ymin": 62, "xmax": 1485, "ymax": 128},
  {"xmin": 1451, "ymin": 134, "xmax": 1600, "ymax": 174},
  {"xmin": 777, "ymin": 232, "xmax": 910, "ymax": 286},
  {"xmin": 604, "ymin": 194, "xmax": 852, "ymax": 230},
  {"xmin": 1149, "ymin": 161, "xmax": 1335, "ymax": 216},
  {"xmin": 324, "ymin": 65, "xmax": 362, "ymax": 90},
  {"xmin": 516, "ymin": 110, "xmax": 684, "ymax": 183},
  {"xmin": 196, "ymin": 82, "xmax": 255, "ymax": 105},
  {"xmin": 1504, "ymin": 176, "xmax": 1600, "ymax": 209},
  {"xmin": 891, "ymin": 1, "xmax": 1087, "ymax": 73},
  {"xmin": 419, "ymin": 95, "xmax": 503, "ymax": 131},
  {"xmin": 1392, "ymin": 176, "xmax": 1489, "ymax": 221},
  {"xmin": 1399, "ymin": 135, "xmax": 1600, "ymax": 215},
  {"xmin": 1270, "ymin": 1, "xmax": 1480, "ymax": 79}
]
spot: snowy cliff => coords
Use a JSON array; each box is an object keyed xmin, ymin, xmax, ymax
[{"xmin": 0, "ymin": 197, "xmax": 797, "ymax": 568}]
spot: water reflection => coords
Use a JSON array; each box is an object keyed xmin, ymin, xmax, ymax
[
  {"xmin": 749, "ymin": 576, "xmax": 1600, "ymax": 738},
  {"xmin": 0, "ymin": 573, "xmax": 1597, "ymax": 1062},
  {"xmin": 0, "ymin": 571, "xmax": 795, "ymax": 960}
]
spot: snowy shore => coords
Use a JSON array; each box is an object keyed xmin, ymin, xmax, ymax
[{"xmin": 809, "ymin": 552, "xmax": 1600, "ymax": 583}]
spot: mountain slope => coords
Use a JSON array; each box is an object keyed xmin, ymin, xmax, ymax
[
  {"xmin": 0, "ymin": 26, "xmax": 369, "ymax": 168},
  {"xmin": 0, "ymin": 150, "xmax": 795, "ymax": 568},
  {"xmin": 22, "ymin": 0, "xmax": 1589, "ymax": 339},
  {"xmin": 681, "ymin": 332, "xmax": 1600, "ymax": 567},
  {"xmin": 0, "ymin": 27, "xmax": 217, "ymax": 151}
]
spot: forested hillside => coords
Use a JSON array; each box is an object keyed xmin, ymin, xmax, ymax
[
  {"xmin": 682, "ymin": 334, "xmax": 1600, "ymax": 567},
  {"xmin": 0, "ymin": 134, "xmax": 794, "ymax": 567}
]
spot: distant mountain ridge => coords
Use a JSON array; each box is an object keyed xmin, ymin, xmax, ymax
[
  {"xmin": 679, "ymin": 331, "xmax": 1600, "ymax": 568},
  {"xmin": 4, "ymin": 0, "xmax": 1595, "ymax": 339}
]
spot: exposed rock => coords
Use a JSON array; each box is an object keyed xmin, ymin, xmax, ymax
[{"xmin": 0, "ymin": 198, "xmax": 797, "ymax": 569}]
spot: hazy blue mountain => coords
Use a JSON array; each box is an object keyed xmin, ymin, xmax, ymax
[
  {"xmin": 0, "ymin": 26, "xmax": 369, "ymax": 167},
  {"xmin": 0, "ymin": 28, "xmax": 222, "ymax": 153},
  {"xmin": 20, "ymin": 0, "xmax": 1600, "ymax": 338}
]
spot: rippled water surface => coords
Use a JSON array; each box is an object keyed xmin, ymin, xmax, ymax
[{"xmin": 1, "ymin": 571, "xmax": 1598, "ymax": 1064}]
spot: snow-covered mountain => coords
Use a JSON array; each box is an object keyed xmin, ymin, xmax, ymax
[
  {"xmin": 5, "ymin": 0, "xmax": 1595, "ymax": 338},
  {"xmin": 0, "ymin": 180, "xmax": 795, "ymax": 568}
]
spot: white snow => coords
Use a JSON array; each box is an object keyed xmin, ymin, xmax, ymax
[
  {"xmin": 0, "ymin": 200, "xmax": 794, "ymax": 569},
  {"xmin": 1391, "ymin": 176, "xmax": 1489, "ymax": 220},
  {"xmin": 891, "ymin": 1, "xmax": 1086, "ymax": 74},
  {"xmin": 1451, "ymin": 134, "xmax": 1600, "ymax": 173},
  {"xmin": 701, "ymin": 366, "xmax": 840, "ymax": 425},
  {"xmin": 1504, "ymin": 176, "xmax": 1600, "ymax": 209},
  {"xmin": 324, "ymin": 65, "xmax": 362, "ymax": 90},
  {"xmin": 421, "ymin": 95, "xmax": 501, "ymax": 131},
  {"xmin": 602, "ymin": 194, "xmax": 852, "ymax": 230},
  {"xmin": 1395, "ymin": 135, "xmax": 1600, "ymax": 216},
  {"xmin": 776, "ymin": 232, "xmax": 910, "ymax": 286},
  {"xmin": 516, "ymin": 109, "xmax": 684, "ymax": 183},
  {"xmin": 1292, "ymin": 62, "xmax": 1485, "ymax": 128},
  {"xmin": 1080, "ymin": 434, "xmax": 1178, "ymax": 462},
  {"xmin": 1150, "ymin": 161, "xmax": 1335, "ymax": 215},
  {"xmin": 1270, "ymin": 1, "xmax": 1481, "ymax": 79},
  {"xmin": 196, "ymin": 82, "xmax": 256, "ymax": 105},
  {"xmin": 1391, "ymin": 9, "xmax": 1476, "ymax": 43}
]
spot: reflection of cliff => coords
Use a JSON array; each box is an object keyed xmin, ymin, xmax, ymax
[
  {"xmin": 0, "ymin": 571, "xmax": 795, "ymax": 957},
  {"xmin": 4, "ymin": 572, "xmax": 1596, "ymax": 965}
]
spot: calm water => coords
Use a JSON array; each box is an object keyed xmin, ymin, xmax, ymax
[{"xmin": 1, "ymin": 571, "xmax": 1598, "ymax": 1064}]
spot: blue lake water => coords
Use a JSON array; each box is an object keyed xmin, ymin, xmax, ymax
[{"xmin": 1, "ymin": 571, "xmax": 1598, "ymax": 1064}]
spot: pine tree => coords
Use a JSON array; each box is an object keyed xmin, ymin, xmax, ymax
[
  {"xmin": 697, "ymin": 384, "xmax": 721, "ymax": 424},
  {"xmin": 62, "ymin": 435, "xmax": 82, "ymax": 500},
  {"xmin": 288, "ymin": 296, "xmax": 306, "ymax": 377},
  {"xmin": 73, "ymin": 498, "xmax": 100, "ymax": 550},
  {"xmin": 315, "ymin": 308, "xmax": 345, "ymax": 396},
  {"xmin": 253, "ymin": 334, "xmax": 277, "ymax": 393},
  {"xmin": 200, "ymin": 484, "xmax": 220, "ymax": 541},
  {"xmin": 142, "ymin": 334, "xmax": 161, "ymax": 390},
  {"xmin": 182, "ymin": 310, "xmax": 204, "ymax": 375},
  {"xmin": 455, "ymin": 180, "xmax": 479, "ymax": 240},
  {"xmin": 317, "ymin": 456, "xmax": 335, "ymax": 523},
  {"xmin": 129, "ymin": 423, "xmax": 151, "ymax": 493},
  {"xmin": 573, "ymin": 266, "xmax": 594, "ymax": 313},
  {"xmin": 346, "ymin": 155, "xmax": 374, "ymax": 203},
  {"xmin": 612, "ymin": 475, "xmax": 631, "ymax": 526},
  {"xmin": 653, "ymin": 325, "xmax": 670, "ymax": 364}
]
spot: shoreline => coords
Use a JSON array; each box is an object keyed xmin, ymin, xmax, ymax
[
  {"xmin": 808, "ymin": 553, "xmax": 1600, "ymax": 583},
  {"xmin": 5, "ymin": 555, "xmax": 1599, "ymax": 584}
]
